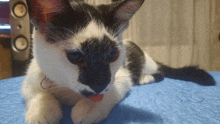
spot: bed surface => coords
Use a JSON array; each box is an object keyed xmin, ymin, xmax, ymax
[{"xmin": 0, "ymin": 72, "xmax": 219, "ymax": 124}]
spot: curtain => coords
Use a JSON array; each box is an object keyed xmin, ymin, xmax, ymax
[{"xmin": 84, "ymin": 0, "xmax": 220, "ymax": 71}]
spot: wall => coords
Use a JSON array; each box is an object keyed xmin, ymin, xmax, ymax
[{"xmin": 210, "ymin": 0, "xmax": 220, "ymax": 71}]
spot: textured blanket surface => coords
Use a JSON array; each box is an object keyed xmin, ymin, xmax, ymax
[{"xmin": 0, "ymin": 72, "xmax": 219, "ymax": 124}]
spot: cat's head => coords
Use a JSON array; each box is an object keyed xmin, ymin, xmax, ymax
[{"xmin": 27, "ymin": 0, "xmax": 144, "ymax": 97}]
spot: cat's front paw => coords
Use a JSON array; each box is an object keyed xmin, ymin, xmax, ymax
[
  {"xmin": 26, "ymin": 113, "xmax": 59, "ymax": 124},
  {"xmin": 73, "ymin": 113, "xmax": 109, "ymax": 124},
  {"xmin": 25, "ymin": 108, "xmax": 62, "ymax": 124},
  {"xmin": 71, "ymin": 98, "xmax": 110, "ymax": 124},
  {"xmin": 25, "ymin": 94, "xmax": 62, "ymax": 124}
]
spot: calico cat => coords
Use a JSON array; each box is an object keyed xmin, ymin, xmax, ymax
[{"xmin": 21, "ymin": 0, "xmax": 216, "ymax": 124}]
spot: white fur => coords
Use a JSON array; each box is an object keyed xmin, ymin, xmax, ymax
[
  {"xmin": 25, "ymin": 92, "xmax": 62, "ymax": 124},
  {"xmin": 143, "ymin": 52, "xmax": 159, "ymax": 75},
  {"xmin": 140, "ymin": 74, "xmax": 155, "ymax": 84},
  {"xmin": 137, "ymin": 52, "xmax": 160, "ymax": 84}
]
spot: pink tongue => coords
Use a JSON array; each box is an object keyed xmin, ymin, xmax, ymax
[{"xmin": 88, "ymin": 94, "xmax": 104, "ymax": 102}]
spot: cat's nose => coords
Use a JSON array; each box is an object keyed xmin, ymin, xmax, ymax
[{"xmin": 93, "ymin": 86, "xmax": 107, "ymax": 93}]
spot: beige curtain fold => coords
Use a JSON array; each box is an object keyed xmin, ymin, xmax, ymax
[{"xmin": 85, "ymin": 0, "xmax": 220, "ymax": 71}]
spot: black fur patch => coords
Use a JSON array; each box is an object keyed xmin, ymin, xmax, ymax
[
  {"xmin": 45, "ymin": 2, "xmax": 130, "ymax": 43},
  {"xmin": 46, "ymin": 4, "xmax": 93, "ymax": 43},
  {"xmin": 44, "ymin": 2, "xmax": 118, "ymax": 43},
  {"xmin": 158, "ymin": 63, "xmax": 216, "ymax": 86},
  {"xmin": 152, "ymin": 73, "xmax": 164, "ymax": 82},
  {"xmin": 77, "ymin": 36, "xmax": 118, "ymax": 93},
  {"xmin": 125, "ymin": 41, "xmax": 145, "ymax": 85}
]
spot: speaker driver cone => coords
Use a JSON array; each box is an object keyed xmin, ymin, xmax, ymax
[{"xmin": 13, "ymin": 36, "xmax": 28, "ymax": 51}]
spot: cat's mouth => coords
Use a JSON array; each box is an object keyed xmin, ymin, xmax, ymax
[
  {"xmin": 80, "ymin": 91, "xmax": 105, "ymax": 102},
  {"xmin": 80, "ymin": 87, "xmax": 109, "ymax": 99}
]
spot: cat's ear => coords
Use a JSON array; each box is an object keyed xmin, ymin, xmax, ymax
[
  {"xmin": 102, "ymin": 0, "xmax": 144, "ymax": 35},
  {"xmin": 113, "ymin": 0, "xmax": 144, "ymax": 21},
  {"xmin": 27, "ymin": 0, "xmax": 72, "ymax": 30}
]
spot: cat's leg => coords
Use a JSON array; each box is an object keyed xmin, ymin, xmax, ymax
[
  {"xmin": 139, "ymin": 52, "xmax": 164, "ymax": 85},
  {"xmin": 25, "ymin": 92, "xmax": 62, "ymax": 124},
  {"xmin": 125, "ymin": 41, "xmax": 164, "ymax": 85},
  {"xmin": 72, "ymin": 68, "xmax": 132, "ymax": 124},
  {"xmin": 22, "ymin": 59, "xmax": 62, "ymax": 124}
]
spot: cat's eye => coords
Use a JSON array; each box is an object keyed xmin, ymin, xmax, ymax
[
  {"xmin": 107, "ymin": 49, "xmax": 120, "ymax": 62},
  {"xmin": 66, "ymin": 51, "xmax": 84, "ymax": 64}
]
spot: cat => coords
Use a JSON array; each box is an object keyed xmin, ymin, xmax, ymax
[{"xmin": 21, "ymin": 0, "xmax": 216, "ymax": 124}]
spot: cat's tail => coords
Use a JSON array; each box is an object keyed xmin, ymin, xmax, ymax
[{"xmin": 157, "ymin": 62, "xmax": 216, "ymax": 86}]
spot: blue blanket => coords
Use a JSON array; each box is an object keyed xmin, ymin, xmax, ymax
[{"xmin": 0, "ymin": 72, "xmax": 219, "ymax": 124}]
